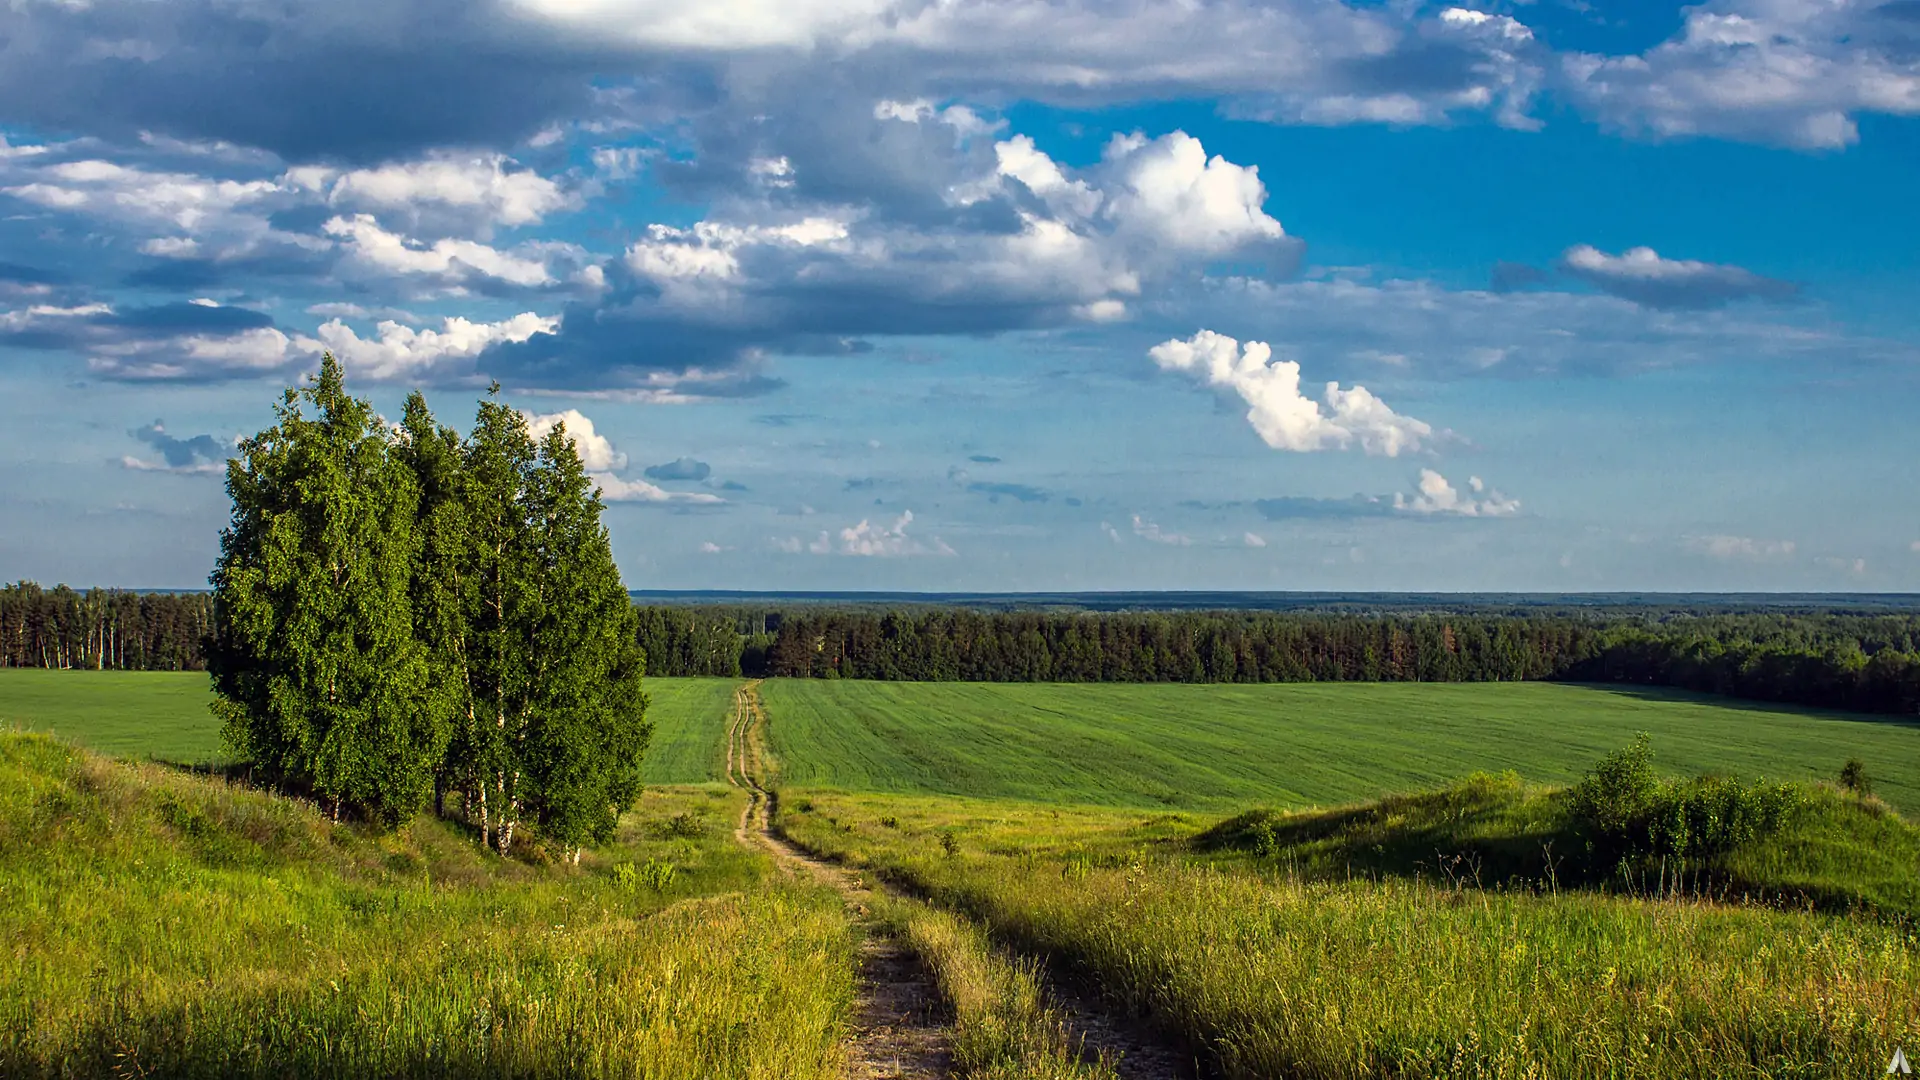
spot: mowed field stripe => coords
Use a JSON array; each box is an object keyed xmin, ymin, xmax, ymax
[{"xmin": 758, "ymin": 679, "xmax": 1920, "ymax": 813}]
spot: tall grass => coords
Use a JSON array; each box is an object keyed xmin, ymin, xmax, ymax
[
  {"xmin": 877, "ymin": 896, "xmax": 1119, "ymax": 1080},
  {"xmin": 0, "ymin": 732, "xmax": 855, "ymax": 1079},
  {"xmin": 783, "ymin": 789, "xmax": 1920, "ymax": 1079}
]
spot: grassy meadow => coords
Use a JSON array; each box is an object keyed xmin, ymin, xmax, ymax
[
  {"xmin": 0, "ymin": 669, "xmax": 226, "ymax": 764},
  {"xmin": 779, "ymin": 782, "xmax": 1920, "ymax": 1079},
  {"xmin": 760, "ymin": 678, "xmax": 1920, "ymax": 814},
  {"xmin": 10, "ymin": 667, "xmax": 1920, "ymax": 1078},
  {"xmin": 757, "ymin": 679, "xmax": 1920, "ymax": 1078},
  {"xmin": 0, "ymin": 730, "xmax": 856, "ymax": 1079},
  {"xmin": 623, "ymin": 676, "xmax": 742, "ymax": 783}
]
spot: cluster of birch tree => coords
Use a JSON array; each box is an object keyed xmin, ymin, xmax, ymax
[{"xmin": 208, "ymin": 356, "xmax": 649, "ymax": 859}]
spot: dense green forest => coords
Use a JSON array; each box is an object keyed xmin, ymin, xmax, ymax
[
  {"xmin": 11, "ymin": 584, "xmax": 1920, "ymax": 717},
  {"xmin": 751, "ymin": 608, "xmax": 1920, "ymax": 715}
]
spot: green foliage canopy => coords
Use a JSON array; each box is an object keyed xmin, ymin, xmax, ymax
[{"xmin": 209, "ymin": 359, "xmax": 648, "ymax": 850}]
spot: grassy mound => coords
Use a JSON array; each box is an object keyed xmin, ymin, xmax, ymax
[
  {"xmin": 1196, "ymin": 770, "xmax": 1920, "ymax": 920},
  {"xmin": 779, "ymin": 787, "xmax": 1920, "ymax": 1079},
  {"xmin": 0, "ymin": 732, "xmax": 853, "ymax": 1079}
]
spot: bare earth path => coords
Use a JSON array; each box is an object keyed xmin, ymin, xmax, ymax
[
  {"xmin": 729, "ymin": 682, "xmax": 954, "ymax": 1080},
  {"xmin": 725, "ymin": 681, "xmax": 1193, "ymax": 1080}
]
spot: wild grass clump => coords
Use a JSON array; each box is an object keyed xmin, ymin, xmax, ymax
[
  {"xmin": 937, "ymin": 861, "xmax": 1920, "ymax": 1079},
  {"xmin": 0, "ymin": 733, "xmax": 855, "ymax": 1079},
  {"xmin": 613, "ymin": 858, "xmax": 679, "ymax": 891}
]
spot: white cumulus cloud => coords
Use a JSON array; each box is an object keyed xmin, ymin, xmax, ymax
[
  {"xmin": 297, "ymin": 153, "xmax": 573, "ymax": 230},
  {"xmin": 807, "ymin": 509, "xmax": 954, "ymax": 556},
  {"xmin": 87, "ymin": 327, "xmax": 296, "ymax": 380},
  {"xmin": 520, "ymin": 407, "xmax": 726, "ymax": 504},
  {"xmin": 1101, "ymin": 131, "xmax": 1287, "ymax": 258},
  {"xmin": 521, "ymin": 408, "xmax": 628, "ymax": 471},
  {"xmin": 1560, "ymin": 245, "xmax": 1795, "ymax": 309},
  {"xmin": 303, "ymin": 312, "xmax": 559, "ymax": 381},
  {"xmin": 1393, "ymin": 470, "xmax": 1520, "ymax": 517},
  {"xmin": 1563, "ymin": 0, "xmax": 1920, "ymax": 150},
  {"xmin": 1149, "ymin": 329, "xmax": 1434, "ymax": 456},
  {"xmin": 324, "ymin": 214, "xmax": 553, "ymax": 286}
]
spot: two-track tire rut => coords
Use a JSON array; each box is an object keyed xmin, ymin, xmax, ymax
[
  {"xmin": 730, "ymin": 682, "xmax": 953, "ymax": 1079},
  {"xmin": 726, "ymin": 681, "xmax": 1189, "ymax": 1080}
]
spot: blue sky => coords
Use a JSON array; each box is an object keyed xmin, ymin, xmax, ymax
[{"xmin": 2, "ymin": 0, "xmax": 1918, "ymax": 591}]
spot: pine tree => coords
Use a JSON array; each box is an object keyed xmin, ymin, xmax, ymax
[{"xmin": 208, "ymin": 355, "xmax": 444, "ymax": 825}]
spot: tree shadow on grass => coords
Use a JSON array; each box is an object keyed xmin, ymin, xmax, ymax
[{"xmin": 1559, "ymin": 682, "xmax": 1920, "ymax": 732}]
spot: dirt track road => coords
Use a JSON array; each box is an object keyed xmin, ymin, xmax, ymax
[
  {"xmin": 728, "ymin": 681, "xmax": 953, "ymax": 1079},
  {"xmin": 724, "ymin": 681, "xmax": 1192, "ymax": 1080}
]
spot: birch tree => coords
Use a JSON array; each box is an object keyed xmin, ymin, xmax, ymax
[
  {"xmin": 395, "ymin": 391, "xmax": 474, "ymax": 818},
  {"xmin": 521, "ymin": 422, "xmax": 650, "ymax": 861},
  {"xmin": 458, "ymin": 390, "xmax": 539, "ymax": 851},
  {"xmin": 208, "ymin": 355, "xmax": 445, "ymax": 825}
]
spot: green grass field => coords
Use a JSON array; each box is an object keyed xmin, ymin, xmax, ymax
[
  {"xmin": 760, "ymin": 679, "xmax": 1920, "ymax": 814},
  {"xmin": 631, "ymin": 677, "xmax": 740, "ymax": 783},
  {"xmin": 9, "ymin": 668, "xmax": 1919, "ymax": 1079},
  {"xmin": 781, "ymin": 787, "xmax": 1919, "ymax": 1080},
  {"xmin": 0, "ymin": 670, "xmax": 224, "ymax": 763},
  {"xmin": 12, "ymin": 672, "xmax": 1915, "ymax": 813},
  {"xmin": 0, "ymin": 670, "xmax": 739, "ymax": 785}
]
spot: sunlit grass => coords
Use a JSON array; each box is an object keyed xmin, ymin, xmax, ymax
[
  {"xmin": 759, "ymin": 679, "xmax": 1920, "ymax": 813},
  {"xmin": 781, "ymin": 787, "xmax": 1920, "ymax": 1079},
  {"xmin": 875, "ymin": 894, "xmax": 1119, "ymax": 1080},
  {"xmin": 0, "ymin": 732, "xmax": 855, "ymax": 1079}
]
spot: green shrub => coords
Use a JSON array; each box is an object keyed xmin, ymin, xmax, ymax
[
  {"xmin": 615, "ymin": 858, "xmax": 678, "ymax": 891},
  {"xmin": 662, "ymin": 812, "xmax": 705, "ymax": 838},
  {"xmin": 1247, "ymin": 819, "xmax": 1279, "ymax": 858},
  {"xmin": 1571, "ymin": 737, "xmax": 1802, "ymax": 858},
  {"xmin": 1840, "ymin": 758, "xmax": 1873, "ymax": 796},
  {"xmin": 1646, "ymin": 776, "xmax": 1803, "ymax": 857},
  {"xmin": 1568, "ymin": 734, "xmax": 1659, "ymax": 838}
]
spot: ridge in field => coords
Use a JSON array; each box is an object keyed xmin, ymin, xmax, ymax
[{"xmin": 1196, "ymin": 770, "xmax": 1920, "ymax": 920}]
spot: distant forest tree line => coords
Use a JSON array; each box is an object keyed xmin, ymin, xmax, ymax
[
  {"xmin": 13, "ymin": 588, "xmax": 1920, "ymax": 718},
  {"xmin": 0, "ymin": 583, "xmax": 210, "ymax": 671}
]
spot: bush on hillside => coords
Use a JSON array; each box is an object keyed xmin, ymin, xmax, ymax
[
  {"xmin": 1567, "ymin": 735, "xmax": 1660, "ymax": 837},
  {"xmin": 1570, "ymin": 736, "xmax": 1802, "ymax": 857},
  {"xmin": 1840, "ymin": 757, "xmax": 1872, "ymax": 796},
  {"xmin": 1645, "ymin": 776, "xmax": 1802, "ymax": 857}
]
